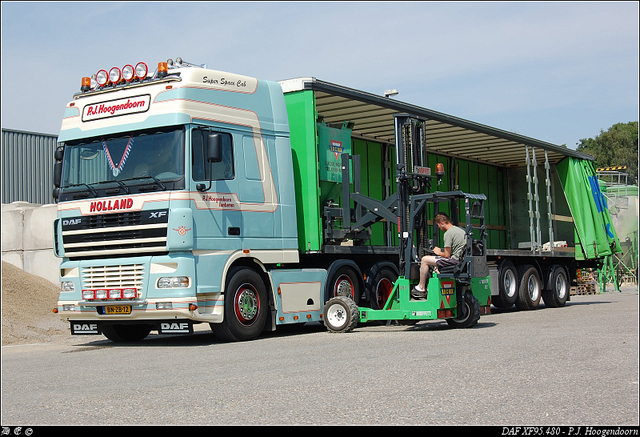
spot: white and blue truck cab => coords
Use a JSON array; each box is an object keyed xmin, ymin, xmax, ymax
[
  {"xmin": 54, "ymin": 59, "xmax": 315, "ymax": 342},
  {"xmin": 54, "ymin": 58, "xmax": 494, "ymax": 342}
]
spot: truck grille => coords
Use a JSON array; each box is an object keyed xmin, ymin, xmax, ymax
[
  {"xmin": 82, "ymin": 264, "xmax": 145, "ymax": 289},
  {"xmin": 61, "ymin": 209, "xmax": 168, "ymax": 258}
]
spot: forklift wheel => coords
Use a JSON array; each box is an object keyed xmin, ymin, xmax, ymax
[
  {"xmin": 446, "ymin": 293, "xmax": 481, "ymax": 329},
  {"xmin": 323, "ymin": 296, "xmax": 359, "ymax": 333}
]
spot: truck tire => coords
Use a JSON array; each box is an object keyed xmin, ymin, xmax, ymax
[
  {"xmin": 515, "ymin": 265, "xmax": 542, "ymax": 310},
  {"xmin": 102, "ymin": 323, "xmax": 152, "ymax": 342},
  {"xmin": 210, "ymin": 267, "xmax": 268, "ymax": 342},
  {"xmin": 542, "ymin": 265, "xmax": 569, "ymax": 308},
  {"xmin": 493, "ymin": 260, "xmax": 518, "ymax": 308},
  {"xmin": 446, "ymin": 293, "xmax": 481, "ymax": 329},
  {"xmin": 323, "ymin": 296, "xmax": 359, "ymax": 333},
  {"xmin": 368, "ymin": 265, "xmax": 397, "ymax": 310},
  {"xmin": 327, "ymin": 264, "xmax": 361, "ymax": 306}
]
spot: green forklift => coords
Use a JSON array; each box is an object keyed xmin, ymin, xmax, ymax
[{"xmin": 322, "ymin": 115, "xmax": 492, "ymax": 333}]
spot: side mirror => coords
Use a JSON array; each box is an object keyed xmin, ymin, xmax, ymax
[
  {"xmin": 53, "ymin": 146, "xmax": 64, "ymax": 189},
  {"xmin": 207, "ymin": 133, "xmax": 222, "ymax": 163},
  {"xmin": 53, "ymin": 161, "xmax": 62, "ymax": 188}
]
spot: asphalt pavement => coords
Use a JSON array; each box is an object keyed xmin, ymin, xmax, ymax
[{"xmin": 1, "ymin": 286, "xmax": 638, "ymax": 426}]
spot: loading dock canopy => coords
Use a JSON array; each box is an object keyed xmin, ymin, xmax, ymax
[{"xmin": 279, "ymin": 77, "xmax": 593, "ymax": 168}]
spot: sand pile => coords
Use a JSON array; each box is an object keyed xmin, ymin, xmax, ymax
[{"xmin": 2, "ymin": 261, "xmax": 69, "ymax": 345}]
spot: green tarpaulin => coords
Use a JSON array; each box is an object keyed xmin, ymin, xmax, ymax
[{"xmin": 556, "ymin": 157, "xmax": 621, "ymax": 260}]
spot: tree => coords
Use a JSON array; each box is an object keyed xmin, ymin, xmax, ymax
[{"xmin": 577, "ymin": 121, "xmax": 639, "ymax": 184}]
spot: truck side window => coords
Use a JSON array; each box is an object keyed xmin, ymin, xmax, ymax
[{"xmin": 192, "ymin": 128, "xmax": 234, "ymax": 181}]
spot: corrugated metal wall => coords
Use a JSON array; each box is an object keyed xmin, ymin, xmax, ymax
[{"xmin": 2, "ymin": 128, "xmax": 58, "ymax": 205}]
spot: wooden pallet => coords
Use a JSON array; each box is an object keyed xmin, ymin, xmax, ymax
[{"xmin": 570, "ymin": 282, "xmax": 597, "ymax": 295}]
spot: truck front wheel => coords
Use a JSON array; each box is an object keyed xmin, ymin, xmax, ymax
[{"xmin": 210, "ymin": 267, "xmax": 268, "ymax": 342}]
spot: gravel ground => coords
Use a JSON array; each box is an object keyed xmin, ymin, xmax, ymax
[{"xmin": 1, "ymin": 261, "xmax": 69, "ymax": 345}]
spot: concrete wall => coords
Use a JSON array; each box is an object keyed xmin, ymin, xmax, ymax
[{"xmin": 2, "ymin": 202, "xmax": 60, "ymax": 286}]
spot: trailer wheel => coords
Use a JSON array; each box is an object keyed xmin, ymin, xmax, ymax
[
  {"xmin": 323, "ymin": 296, "xmax": 359, "ymax": 333},
  {"xmin": 446, "ymin": 293, "xmax": 481, "ymax": 329},
  {"xmin": 210, "ymin": 267, "xmax": 268, "ymax": 342},
  {"xmin": 102, "ymin": 323, "xmax": 152, "ymax": 342},
  {"xmin": 327, "ymin": 265, "xmax": 361, "ymax": 305},
  {"xmin": 515, "ymin": 265, "xmax": 542, "ymax": 310},
  {"xmin": 493, "ymin": 260, "xmax": 518, "ymax": 308},
  {"xmin": 542, "ymin": 265, "xmax": 569, "ymax": 308}
]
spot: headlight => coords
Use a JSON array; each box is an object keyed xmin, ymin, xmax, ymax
[
  {"xmin": 61, "ymin": 281, "xmax": 75, "ymax": 292},
  {"xmin": 96, "ymin": 69, "xmax": 109, "ymax": 86},
  {"xmin": 109, "ymin": 66, "xmax": 121, "ymax": 84},
  {"xmin": 95, "ymin": 289, "xmax": 108, "ymax": 299},
  {"xmin": 122, "ymin": 64, "xmax": 134, "ymax": 82},
  {"xmin": 135, "ymin": 62, "xmax": 148, "ymax": 80},
  {"xmin": 157, "ymin": 276, "xmax": 189, "ymax": 288},
  {"xmin": 123, "ymin": 288, "xmax": 137, "ymax": 299}
]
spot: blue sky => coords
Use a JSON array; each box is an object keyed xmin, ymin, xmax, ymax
[{"xmin": 1, "ymin": 2, "xmax": 638, "ymax": 149}]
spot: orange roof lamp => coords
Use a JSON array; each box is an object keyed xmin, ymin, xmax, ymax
[
  {"xmin": 80, "ymin": 76, "xmax": 91, "ymax": 92},
  {"xmin": 157, "ymin": 62, "xmax": 168, "ymax": 78},
  {"xmin": 435, "ymin": 162, "xmax": 445, "ymax": 184}
]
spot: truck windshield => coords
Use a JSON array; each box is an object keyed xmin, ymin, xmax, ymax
[{"xmin": 59, "ymin": 126, "xmax": 185, "ymax": 196}]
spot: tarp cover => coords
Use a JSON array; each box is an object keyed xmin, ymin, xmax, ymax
[{"xmin": 556, "ymin": 157, "xmax": 621, "ymax": 260}]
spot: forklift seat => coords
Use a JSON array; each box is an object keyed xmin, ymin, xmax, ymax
[{"xmin": 438, "ymin": 238, "xmax": 487, "ymax": 280}]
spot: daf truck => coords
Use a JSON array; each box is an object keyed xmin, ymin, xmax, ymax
[{"xmin": 53, "ymin": 58, "xmax": 619, "ymax": 341}]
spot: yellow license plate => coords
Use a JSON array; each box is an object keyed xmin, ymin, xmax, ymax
[{"xmin": 105, "ymin": 306, "xmax": 131, "ymax": 315}]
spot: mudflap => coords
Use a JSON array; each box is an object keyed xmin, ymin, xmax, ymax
[
  {"xmin": 157, "ymin": 320, "xmax": 194, "ymax": 335},
  {"xmin": 70, "ymin": 322, "xmax": 101, "ymax": 335},
  {"xmin": 69, "ymin": 320, "xmax": 195, "ymax": 335}
]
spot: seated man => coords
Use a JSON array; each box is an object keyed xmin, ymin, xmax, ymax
[{"xmin": 411, "ymin": 212, "xmax": 466, "ymax": 299}]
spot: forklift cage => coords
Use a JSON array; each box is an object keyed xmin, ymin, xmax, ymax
[{"xmin": 405, "ymin": 191, "xmax": 489, "ymax": 283}]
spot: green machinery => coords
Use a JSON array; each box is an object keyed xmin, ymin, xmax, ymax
[{"xmin": 322, "ymin": 115, "xmax": 492, "ymax": 333}]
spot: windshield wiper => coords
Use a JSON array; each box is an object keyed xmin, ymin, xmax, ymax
[
  {"xmin": 146, "ymin": 176, "xmax": 166, "ymax": 191},
  {"xmin": 117, "ymin": 176, "xmax": 167, "ymax": 191},
  {"xmin": 103, "ymin": 180, "xmax": 131, "ymax": 194},
  {"xmin": 65, "ymin": 183, "xmax": 98, "ymax": 197}
]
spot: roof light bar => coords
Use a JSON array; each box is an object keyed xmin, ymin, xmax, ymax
[{"xmin": 81, "ymin": 59, "xmax": 174, "ymax": 92}]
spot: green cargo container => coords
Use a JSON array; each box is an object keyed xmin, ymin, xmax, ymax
[{"xmin": 281, "ymin": 77, "xmax": 622, "ymax": 308}]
